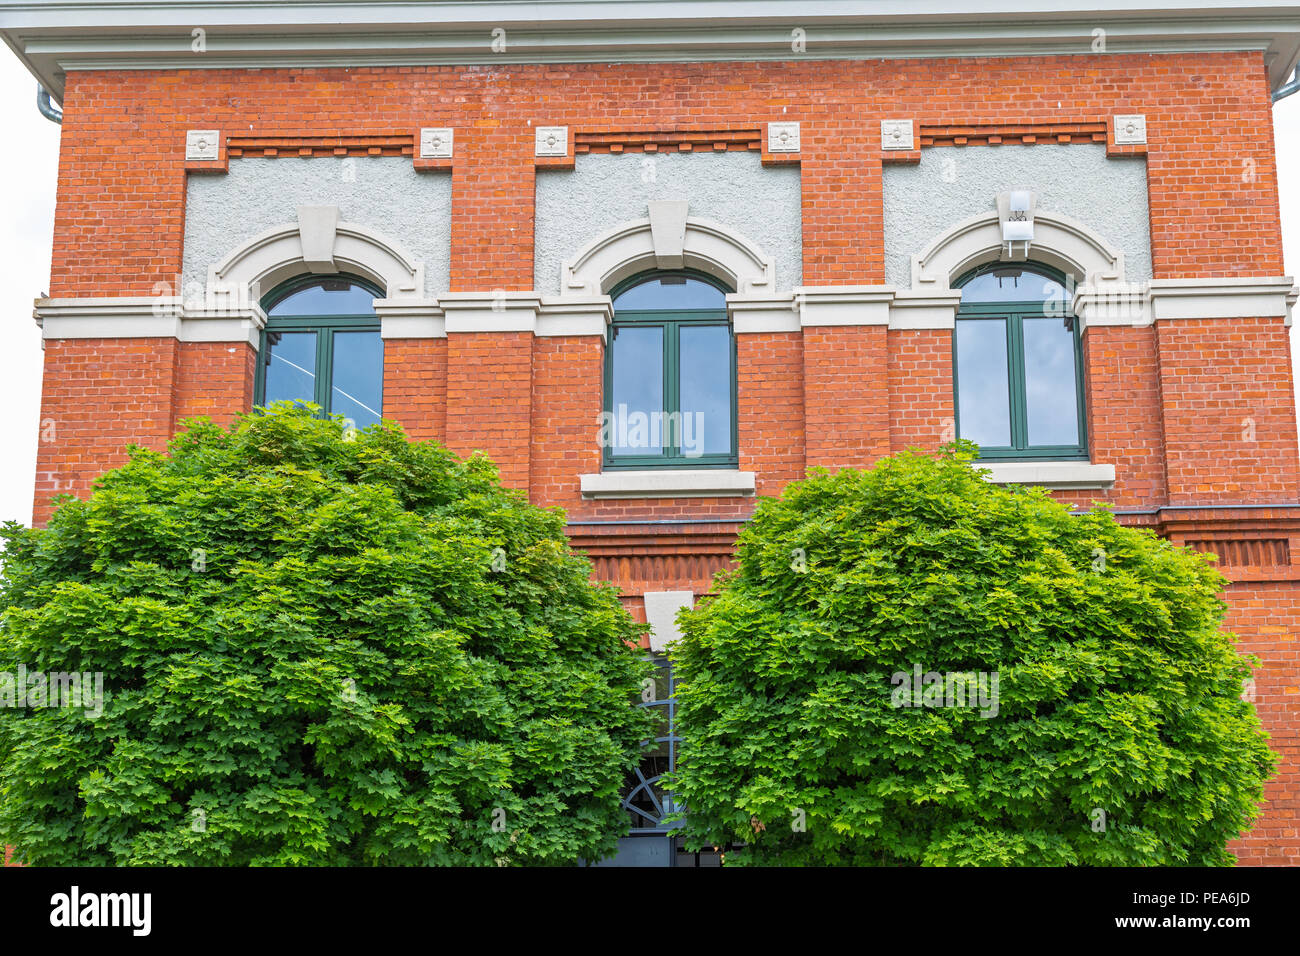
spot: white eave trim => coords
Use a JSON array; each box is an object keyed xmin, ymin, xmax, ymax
[
  {"xmin": 978, "ymin": 461, "xmax": 1116, "ymax": 490},
  {"xmin": 580, "ymin": 468, "xmax": 756, "ymax": 499},
  {"xmin": 4, "ymin": 2, "xmax": 1300, "ymax": 99}
]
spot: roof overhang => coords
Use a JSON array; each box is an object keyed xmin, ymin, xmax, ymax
[{"xmin": 3, "ymin": 1, "xmax": 1299, "ymax": 104}]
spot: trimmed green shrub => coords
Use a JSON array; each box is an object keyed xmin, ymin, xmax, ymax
[
  {"xmin": 0, "ymin": 405, "xmax": 650, "ymax": 865},
  {"xmin": 669, "ymin": 444, "xmax": 1276, "ymax": 866}
]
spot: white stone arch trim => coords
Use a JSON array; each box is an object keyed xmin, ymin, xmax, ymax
[
  {"xmin": 561, "ymin": 215, "xmax": 776, "ymax": 296},
  {"xmin": 910, "ymin": 209, "xmax": 1128, "ymax": 292},
  {"xmin": 206, "ymin": 218, "xmax": 425, "ymax": 310}
]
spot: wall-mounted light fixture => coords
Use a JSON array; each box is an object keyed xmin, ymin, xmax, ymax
[{"xmin": 996, "ymin": 189, "xmax": 1037, "ymax": 260}]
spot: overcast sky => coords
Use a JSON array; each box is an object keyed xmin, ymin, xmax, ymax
[{"xmin": 2, "ymin": 54, "xmax": 1300, "ymax": 527}]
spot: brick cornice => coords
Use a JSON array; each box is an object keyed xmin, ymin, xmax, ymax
[
  {"xmin": 566, "ymin": 520, "xmax": 743, "ymax": 597},
  {"xmin": 566, "ymin": 508, "xmax": 1300, "ymax": 588},
  {"xmin": 1084, "ymin": 505, "xmax": 1300, "ymax": 582},
  {"xmin": 920, "ymin": 121, "xmax": 1109, "ymax": 148},
  {"xmin": 575, "ymin": 127, "xmax": 760, "ymax": 155},
  {"xmin": 228, "ymin": 133, "xmax": 414, "ymax": 159}
]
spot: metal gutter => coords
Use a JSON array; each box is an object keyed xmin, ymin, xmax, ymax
[{"xmin": 36, "ymin": 83, "xmax": 60, "ymax": 123}]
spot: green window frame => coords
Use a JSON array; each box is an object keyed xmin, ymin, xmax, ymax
[
  {"xmin": 952, "ymin": 263, "xmax": 1089, "ymax": 461},
  {"xmin": 602, "ymin": 270, "xmax": 739, "ymax": 470},
  {"xmin": 254, "ymin": 274, "xmax": 385, "ymax": 425}
]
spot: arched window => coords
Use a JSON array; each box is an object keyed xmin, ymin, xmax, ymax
[
  {"xmin": 256, "ymin": 275, "xmax": 385, "ymax": 429},
  {"xmin": 953, "ymin": 263, "xmax": 1087, "ymax": 459},
  {"xmin": 603, "ymin": 271, "xmax": 737, "ymax": 468}
]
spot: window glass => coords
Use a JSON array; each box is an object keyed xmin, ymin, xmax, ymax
[
  {"xmin": 262, "ymin": 331, "xmax": 318, "ymax": 408},
  {"xmin": 678, "ymin": 324, "xmax": 732, "ymax": 457},
  {"xmin": 613, "ymin": 275, "xmax": 727, "ymax": 311},
  {"xmin": 330, "ymin": 331, "xmax": 384, "ymax": 429},
  {"xmin": 955, "ymin": 318, "xmax": 1012, "ymax": 448},
  {"xmin": 257, "ymin": 277, "xmax": 383, "ymax": 425},
  {"xmin": 621, "ymin": 658, "xmax": 678, "ymax": 832},
  {"xmin": 609, "ymin": 325, "xmax": 665, "ymax": 456},
  {"xmin": 953, "ymin": 263, "xmax": 1086, "ymax": 459},
  {"xmin": 1022, "ymin": 317, "xmax": 1080, "ymax": 446},
  {"xmin": 269, "ymin": 281, "xmax": 377, "ymax": 316},
  {"xmin": 605, "ymin": 272, "xmax": 736, "ymax": 467},
  {"xmin": 959, "ymin": 267, "xmax": 1068, "ymax": 311}
]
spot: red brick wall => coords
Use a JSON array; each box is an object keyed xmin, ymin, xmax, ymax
[
  {"xmin": 448, "ymin": 125, "xmax": 536, "ymax": 290},
  {"xmin": 801, "ymin": 124, "xmax": 883, "ymax": 282},
  {"xmin": 27, "ymin": 49, "xmax": 1300, "ymax": 863},
  {"xmin": 1145, "ymin": 59, "xmax": 1284, "ymax": 278},
  {"xmin": 34, "ymin": 338, "xmax": 182, "ymax": 526},
  {"xmin": 383, "ymin": 338, "xmax": 447, "ymax": 444},
  {"xmin": 531, "ymin": 335, "xmax": 604, "ymax": 508},
  {"xmin": 38, "ymin": 52, "xmax": 1289, "ymax": 510},
  {"xmin": 1225, "ymin": 580, "xmax": 1300, "ymax": 865},
  {"xmin": 48, "ymin": 52, "xmax": 1282, "ymax": 297},
  {"xmin": 737, "ymin": 331, "xmax": 805, "ymax": 496},
  {"xmin": 1078, "ymin": 325, "xmax": 1168, "ymax": 509},
  {"xmin": 174, "ymin": 341, "xmax": 256, "ymax": 428},
  {"xmin": 1156, "ymin": 317, "xmax": 1300, "ymax": 505},
  {"xmin": 889, "ymin": 329, "xmax": 954, "ymax": 454},
  {"xmin": 803, "ymin": 325, "xmax": 891, "ymax": 471},
  {"xmin": 444, "ymin": 331, "xmax": 532, "ymax": 489}
]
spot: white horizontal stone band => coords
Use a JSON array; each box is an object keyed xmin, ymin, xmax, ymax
[
  {"xmin": 1076, "ymin": 278, "xmax": 1300, "ymax": 331},
  {"xmin": 382, "ymin": 294, "xmax": 614, "ymax": 339},
  {"xmin": 797, "ymin": 287, "xmax": 894, "ymax": 327},
  {"xmin": 35, "ymin": 297, "xmax": 266, "ymax": 348},
  {"xmin": 580, "ymin": 469, "xmax": 756, "ymax": 499},
  {"xmin": 977, "ymin": 461, "xmax": 1116, "ymax": 490},
  {"xmin": 36, "ymin": 294, "xmax": 616, "ymax": 344},
  {"xmin": 38, "ymin": 277, "xmax": 1299, "ymax": 345},
  {"xmin": 730, "ymin": 278, "xmax": 1300, "ymax": 333},
  {"xmin": 374, "ymin": 298, "xmax": 445, "ymax": 339},
  {"xmin": 726, "ymin": 294, "xmax": 800, "ymax": 333},
  {"xmin": 727, "ymin": 288, "xmax": 961, "ymax": 332},
  {"xmin": 1147, "ymin": 277, "xmax": 1299, "ymax": 324}
]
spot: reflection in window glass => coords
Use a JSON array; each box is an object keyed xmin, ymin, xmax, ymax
[
  {"xmin": 678, "ymin": 325, "xmax": 732, "ymax": 457},
  {"xmin": 604, "ymin": 272, "xmax": 736, "ymax": 467},
  {"xmin": 1022, "ymin": 318, "xmax": 1080, "ymax": 446},
  {"xmin": 959, "ymin": 268, "xmax": 1068, "ymax": 312},
  {"xmin": 330, "ymin": 331, "xmax": 384, "ymax": 429},
  {"xmin": 610, "ymin": 325, "xmax": 665, "ymax": 456},
  {"xmin": 613, "ymin": 276, "xmax": 727, "ymax": 311},
  {"xmin": 956, "ymin": 318, "xmax": 1011, "ymax": 447},
  {"xmin": 263, "ymin": 331, "xmax": 317, "ymax": 408},
  {"xmin": 269, "ymin": 282, "xmax": 377, "ymax": 316},
  {"xmin": 621, "ymin": 657, "xmax": 678, "ymax": 832}
]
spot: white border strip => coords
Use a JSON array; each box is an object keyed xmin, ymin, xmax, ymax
[
  {"xmin": 580, "ymin": 468, "xmax": 756, "ymax": 499},
  {"xmin": 978, "ymin": 461, "xmax": 1116, "ymax": 489}
]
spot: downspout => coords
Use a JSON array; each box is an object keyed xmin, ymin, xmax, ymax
[
  {"xmin": 1275, "ymin": 65, "xmax": 1300, "ymax": 103},
  {"xmin": 36, "ymin": 85, "xmax": 62, "ymax": 124}
]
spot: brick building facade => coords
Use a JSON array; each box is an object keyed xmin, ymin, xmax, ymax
[{"xmin": 4, "ymin": 0, "xmax": 1300, "ymax": 865}]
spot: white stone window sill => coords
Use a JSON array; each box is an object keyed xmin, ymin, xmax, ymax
[
  {"xmin": 579, "ymin": 469, "xmax": 756, "ymax": 499},
  {"xmin": 977, "ymin": 461, "xmax": 1115, "ymax": 490}
]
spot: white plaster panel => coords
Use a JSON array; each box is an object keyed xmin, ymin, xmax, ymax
[
  {"xmin": 183, "ymin": 157, "xmax": 451, "ymax": 300},
  {"xmin": 536, "ymin": 151, "xmax": 801, "ymax": 295},
  {"xmin": 644, "ymin": 590, "xmax": 695, "ymax": 653},
  {"xmin": 883, "ymin": 144, "xmax": 1151, "ymax": 288}
]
